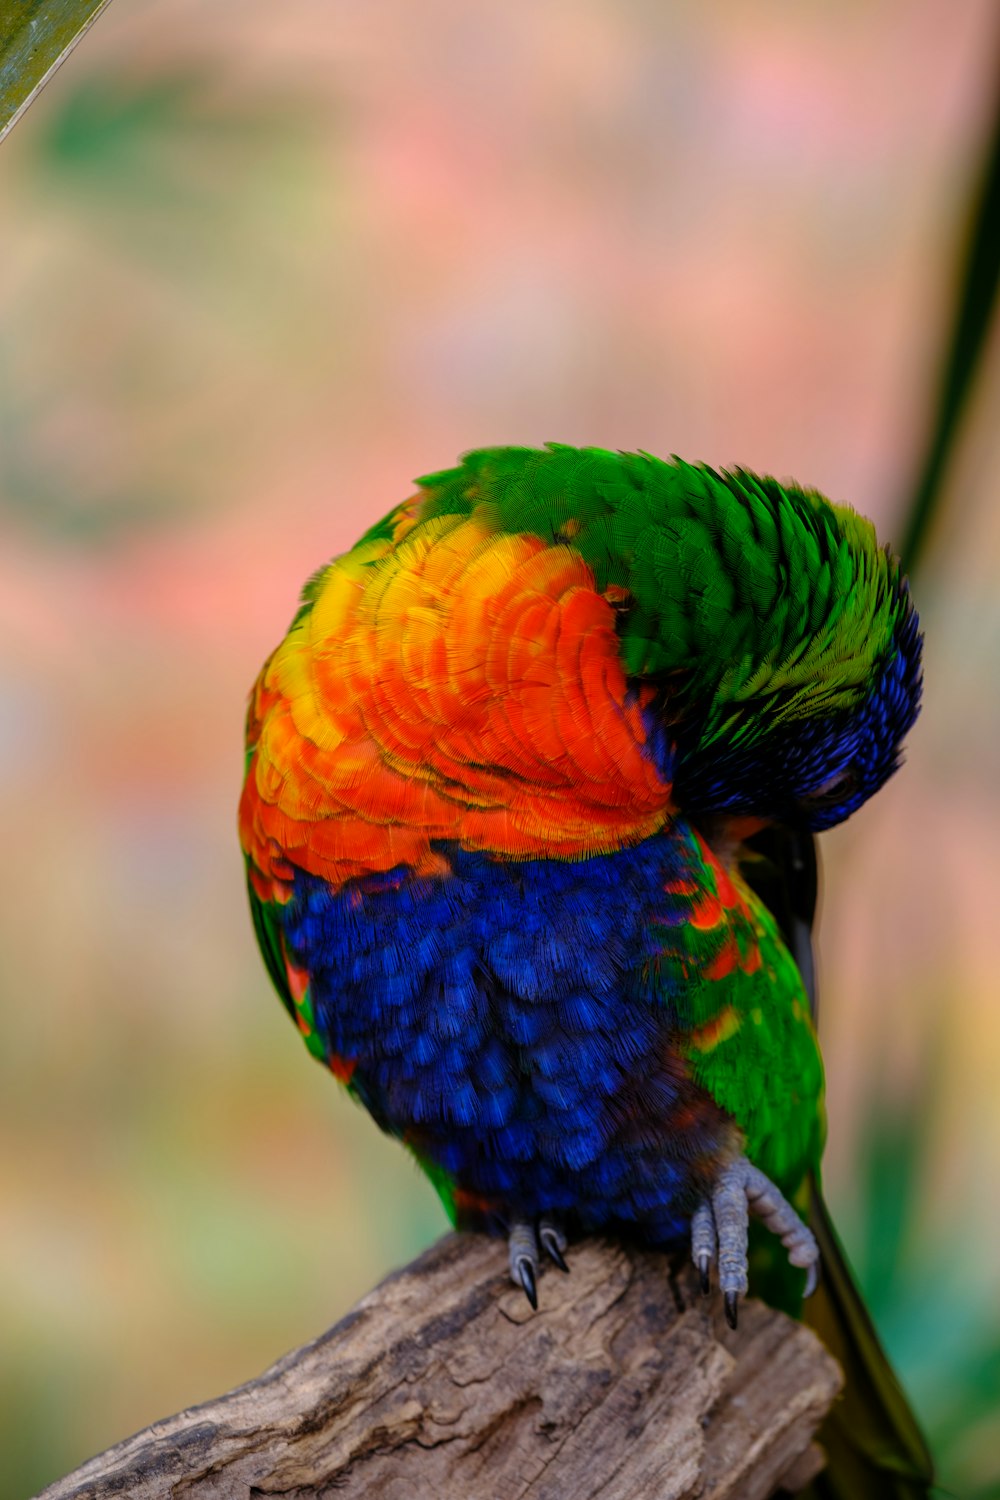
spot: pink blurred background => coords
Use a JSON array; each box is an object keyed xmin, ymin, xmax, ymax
[{"xmin": 2, "ymin": 2, "xmax": 999, "ymax": 1495}]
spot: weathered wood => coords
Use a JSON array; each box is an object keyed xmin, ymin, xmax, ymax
[{"xmin": 37, "ymin": 1233, "xmax": 842, "ymax": 1500}]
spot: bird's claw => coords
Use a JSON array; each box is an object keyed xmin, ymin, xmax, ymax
[
  {"xmin": 508, "ymin": 1216, "xmax": 570, "ymax": 1307},
  {"xmin": 691, "ymin": 1156, "xmax": 820, "ymax": 1329},
  {"xmin": 539, "ymin": 1218, "xmax": 570, "ymax": 1273},
  {"xmin": 514, "ymin": 1252, "xmax": 537, "ymax": 1309}
]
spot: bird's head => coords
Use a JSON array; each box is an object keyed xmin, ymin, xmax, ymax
[{"xmin": 663, "ymin": 579, "xmax": 922, "ymax": 831}]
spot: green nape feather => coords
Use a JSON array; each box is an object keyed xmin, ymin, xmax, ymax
[{"xmin": 416, "ymin": 443, "xmax": 909, "ymax": 751}]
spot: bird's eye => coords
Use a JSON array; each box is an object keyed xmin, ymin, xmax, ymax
[{"xmin": 801, "ymin": 769, "xmax": 858, "ymax": 804}]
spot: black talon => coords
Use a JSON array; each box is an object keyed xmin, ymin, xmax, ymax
[
  {"xmin": 724, "ymin": 1291, "xmax": 739, "ymax": 1330},
  {"xmin": 540, "ymin": 1231, "xmax": 570, "ymax": 1273},
  {"xmin": 516, "ymin": 1256, "xmax": 538, "ymax": 1310},
  {"xmin": 697, "ymin": 1254, "xmax": 711, "ymax": 1296}
]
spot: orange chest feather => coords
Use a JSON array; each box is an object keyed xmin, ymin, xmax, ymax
[{"xmin": 239, "ymin": 515, "xmax": 674, "ymax": 898}]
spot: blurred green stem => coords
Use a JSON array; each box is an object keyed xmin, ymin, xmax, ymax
[
  {"xmin": 900, "ymin": 51, "xmax": 1000, "ymax": 575},
  {"xmin": 0, "ymin": 0, "xmax": 115, "ymax": 144}
]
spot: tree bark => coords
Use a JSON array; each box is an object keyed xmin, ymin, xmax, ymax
[{"xmin": 36, "ymin": 1233, "xmax": 842, "ymax": 1500}]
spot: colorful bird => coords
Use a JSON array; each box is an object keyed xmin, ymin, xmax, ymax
[{"xmin": 239, "ymin": 444, "xmax": 931, "ymax": 1497}]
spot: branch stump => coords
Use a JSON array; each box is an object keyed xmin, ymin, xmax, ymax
[{"xmin": 36, "ymin": 1233, "xmax": 842, "ymax": 1500}]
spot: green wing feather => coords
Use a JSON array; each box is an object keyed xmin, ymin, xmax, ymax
[
  {"xmin": 246, "ymin": 871, "xmax": 295, "ymax": 1024},
  {"xmin": 662, "ymin": 839, "xmax": 826, "ymax": 1201}
]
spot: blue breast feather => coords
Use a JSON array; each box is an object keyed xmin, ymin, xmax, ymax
[{"xmin": 283, "ymin": 834, "xmax": 732, "ymax": 1243}]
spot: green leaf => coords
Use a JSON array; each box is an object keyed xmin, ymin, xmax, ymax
[{"xmin": 0, "ymin": 0, "xmax": 114, "ymax": 144}]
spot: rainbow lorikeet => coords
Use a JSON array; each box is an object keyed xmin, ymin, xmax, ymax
[{"xmin": 239, "ymin": 445, "xmax": 932, "ymax": 1498}]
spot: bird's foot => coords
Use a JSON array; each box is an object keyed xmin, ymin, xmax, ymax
[
  {"xmin": 691, "ymin": 1156, "xmax": 819, "ymax": 1330},
  {"xmin": 508, "ymin": 1215, "xmax": 570, "ymax": 1309}
]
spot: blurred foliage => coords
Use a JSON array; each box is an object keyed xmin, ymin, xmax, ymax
[
  {"xmin": 840, "ymin": 1086, "xmax": 1000, "ymax": 1500},
  {"xmin": 1, "ymin": 63, "xmax": 320, "ymax": 542},
  {"xmin": 0, "ymin": 328, "xmax": 176, "ymax": 539},
  {"xmin": 29, "ymin": 68, "xmax": 305, "ymax": 243},
  {"xmin": 900, "ymin": 57, "xmax": 1000, "ymax": 576},
  {"xmin": 0, "ymin": 0, "xmax": 113, "ymax": 144},
  {"xmin": 880, "ymin": 52, "xmax": 1000, "ymax": 1495}
]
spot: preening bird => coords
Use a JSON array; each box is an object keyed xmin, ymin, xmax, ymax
[{"xmin": 239, "ymin": 444, "xmax": 931, "ymax": 1498}]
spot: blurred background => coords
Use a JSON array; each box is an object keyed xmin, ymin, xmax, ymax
[{"xmin": 1, "ymin": 1, "xmax": 998, "ymax": 1495}]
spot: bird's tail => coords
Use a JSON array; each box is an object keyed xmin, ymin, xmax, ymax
[{"xmin": 797, "ymin": 1182, "xmax": 935, "ymax": 1499}]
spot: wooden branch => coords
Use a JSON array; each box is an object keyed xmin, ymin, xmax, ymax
[{"xmin": 37, "ymin": 1233, "xmax": 842, "ymax": 1500}]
